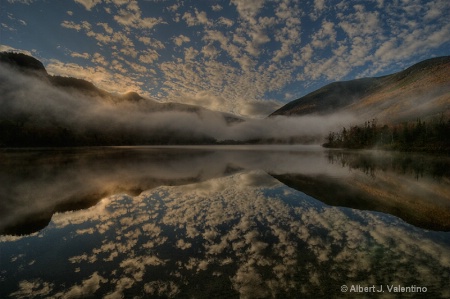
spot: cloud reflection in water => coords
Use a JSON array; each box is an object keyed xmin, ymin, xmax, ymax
[{"xmin": 1, "ymin": 170, "xmax": 449, "ymax": 298}]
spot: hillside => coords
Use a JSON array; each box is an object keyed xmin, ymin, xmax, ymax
[
  {"xmin": 0, "ymin": 52, "xmax": 242, "ymax": 147},
  {"xmin": 271, "ymin": 77, "xmax": 383, "ymax": 116},
  {"xmin": 271, "ymin": 56, "xmax": 450, "ymax": 123},
  {"xmin": 0, "ymin": 52, "xmax": 245, "ymax": 117},
  {"xmin": 0, "ymin": 52, "xmax": 47, "ymax": 75}
]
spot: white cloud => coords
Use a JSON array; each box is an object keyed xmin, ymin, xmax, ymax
[
  {"xmin": 195, "ymin": 10, "xmax": 210, "ymax": 26},
  {"xmin": 114, "ymin": 10, "xmax": 163, "ymax": 29},
  {"xmin": 139, "ymin": 50, "xmax": 159, "ymax": 64},
  {"xmin": 182, "ymin": 9, "xmax": 212, "ymax": 27},
  {"xmin": 125, "ymin": 60, "xmax": 147, "ymax": 73},
  {"xmin": 310, "ymin": 20, "xmax": 336, "ymax": 49},
  {"xmin": 158, "ymin": 55, "xmax": 292, "ymax": 117},
  {"xmin": 212, "ymin": 4, "xmax": 223, "ymax": 11},
  {"xmin": 338, "ymin": 8, "xmax": 380, "ymax": 38},
  {"xmin": 7, "ymin": 0, "xmax": 35, "ymax": 3},
  {"xmin": 374, "ymin": 39, "xmax": 397, "ymax": 61},
  {"xmin": 144, "ymin": 281, "xmax": 180, "ymax": 297},
  {"xmin": 231, "ymin": 0, "xmax": 265, "ymax": 22},
  {"xmin": 172, "ymin": 34, "xmax": 190, "ymax": 47},
  {"xmin": 8, "ymin": 0, "xmax": 449, "ymax": 118},
  {"xmin": 70, "ymin": 51, "xmax": 91, "ymax": 59},
  {"xmin": 184, "ymin": 46, "xmax": 199, "ymax": 61},
  {"xmin": 46, "ymin": 59, "xmax": 145, "ymax": 94},
  {"xmin": 0, "ymin": 45, "xmax": 34, "ymax": 56},
  {"xmin": 138, "ymin": 36, "xmax": 165, "ymax": 49},
  {"xmin": 97, "ymin": 22, "xmax": 113, "ymax": 34},
  {"xmin": 218, "ymin": 16, "xmax": 234, "ymax": 27},
  {"xmin": 245, "ymin": 28, "xmax": 270, "ymax": 56},
  {"xmin": 376, "ymin": 22, "xmax": 450, "ymax": 63},
  {"xmin": 182, "ymin": 12, "xmax": 196, "ymax": 26},
  {"xmin": 54, "ymin": 272, "xmax": 106, "ymax": 298},
  {"xmin": 119, "ymin": 46, "xmax": 138, "ymax": 58},
  {"xmin": 9, "ymin": 280, "xmax": 53, "ymax": 298},
  {"xmin": 167, "ymin": 3, "xmax": 180, "ymax": 12},
  {"xmin": 300, "ymin": 44, "xmax": 313, "ymax": 62},
  {"xmin": 110, "ymin": 0, "xmax": 128, "ymax": 6},
  {"xmin": 201, "ymin": 44, "xmax": 219, "ymax": 58},
  {"xmin": 271, "ymin": 2, "xmax": 302, "ymax": 63},
  {"xmin": 74, "ymin": 0, "xmax": 102, "ymax": 11},
  {"xmin": 61, "ymin": 20, "xmax": 83, "ymax": 31},
  {"xmin": 176, "ymin": 239, "xmax": 192, "ymax": 250},
  {"xmin": 111, "ymin": 1, "xmax": 165, "ymax": 29},
  {"xmin": 314, "ymin": 0, "xmax": 325, "ymax": 11},
  {"xmin": 1, "ymin": 23, "xmax": 16, "ymax": 32}
]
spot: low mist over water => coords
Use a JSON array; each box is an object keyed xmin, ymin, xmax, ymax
[{"xmin": 0, "ymin": 64, "xmax": 356, "ymax": 146}]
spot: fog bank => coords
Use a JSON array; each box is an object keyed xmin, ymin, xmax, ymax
[{"xmin": 0, "ymin": 65, "xmax": 356, "ymax": 144}]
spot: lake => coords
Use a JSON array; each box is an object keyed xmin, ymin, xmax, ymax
[{"xmin": 1, "ymin": 145, "xmax": 449, "ymax": 298}]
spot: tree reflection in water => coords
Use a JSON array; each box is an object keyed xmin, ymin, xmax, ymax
[{"xmin": 1, "ymin": 146, "xmax": 449, "ymax": 298}]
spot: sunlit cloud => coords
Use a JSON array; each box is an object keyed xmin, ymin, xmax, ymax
[
  {"xmin": 2, "ymin": 0, "xmax": 449, "ymax": 117},
  {"xmin": 70, "ymin": 51, "xmax": 90, "ymax": 59},
  {"xmin": 74, "ymin": 0, "xmax": 102, "ymax": 11},
  {"xmin": 172, "ymin": 34, "xmax": 190, "ymax": 46},
  {"xmin": 46, "ymin": 59, "xmax": 146, "ymax": 95},
  {"xmin": 0, "ymin": 44, "xmax": 34, "ymax": 56},
  {"xmin": 9, "ymin": 280, "xmax": 54, "ymax": 298},
  {"xmin": 7, "ymin": 0, "xmax": 35, "ymax": 4}
]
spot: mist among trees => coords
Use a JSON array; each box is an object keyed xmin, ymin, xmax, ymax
[{"xmin": 323, "ymin": 116, "xmax": 450, "ymax": 152}]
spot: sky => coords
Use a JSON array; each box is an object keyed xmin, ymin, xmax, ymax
[{"xmin": 1, "ymin": 0, "xmax": 449, "ymax": 117}]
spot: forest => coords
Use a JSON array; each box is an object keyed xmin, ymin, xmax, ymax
[{"xmin": 323, "ymin": 116, "xmax": 450, "ymax": 153}]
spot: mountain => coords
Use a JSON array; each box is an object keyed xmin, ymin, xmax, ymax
[
  {"xmin": 49, "ymin": 75, "xmax": 111, "ymax": 98},
  {"xmin": 271, "ymin": 77, "xmax": 382, "ymax": 116},
  {"xmin": 0, "ymin": 52, "xmax": 47, "ymax": 75},
  {"xmin": 271, "ymin": 56, "xmax": 450, "ymax": 123},
  {"xmin": 0, "ymin": 52, "xmax": 242, "ymax": 147},
  {"xmin": 1, "ymin": 52, "xmax": 244, "ymax": 116}
]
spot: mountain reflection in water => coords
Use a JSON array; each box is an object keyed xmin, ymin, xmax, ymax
[{"xmin": 1, "ymin": 146, "xmax": 449, "ymax": 298}]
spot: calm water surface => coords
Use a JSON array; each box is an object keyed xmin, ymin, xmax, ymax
[{"xmin": 1, "ymin": 145, "xmax": 449, "ymax": 298}]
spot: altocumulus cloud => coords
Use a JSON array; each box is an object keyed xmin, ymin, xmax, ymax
[{"xmin": 1, "ymin": 0, "xmax": 449, "ymax": 117}]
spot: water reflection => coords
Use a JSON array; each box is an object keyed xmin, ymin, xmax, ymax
[
  {"xmin": 326, "ymin": 150, "xmax": 450, "ymax": 180},
  {"xmin": 1, "ymin": 170, "xmax": 449, "ymax": 298},
  {"xmin": 1, "ymin": 146, "xmax": 449, "ymax": 234},
  {"xmin": 273, "ymin": 150, "xmax": 450, "ymax": 231},
  {"xmin": 0, "ymin": 147, "xmax": 237, "ymax": 234}
]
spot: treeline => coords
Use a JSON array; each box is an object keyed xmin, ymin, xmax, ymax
[
  {"xmin": 323, "ymin": 116, "xmax": 450, "ymax": 153},
  {"xmin": 0, "ymin": 118, "xmax": 217, "ymax": 147}
]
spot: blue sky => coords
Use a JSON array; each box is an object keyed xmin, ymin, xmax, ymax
[{"xmin": 1, "ymin": 0, "xmax": 449, "ymax": 117}]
